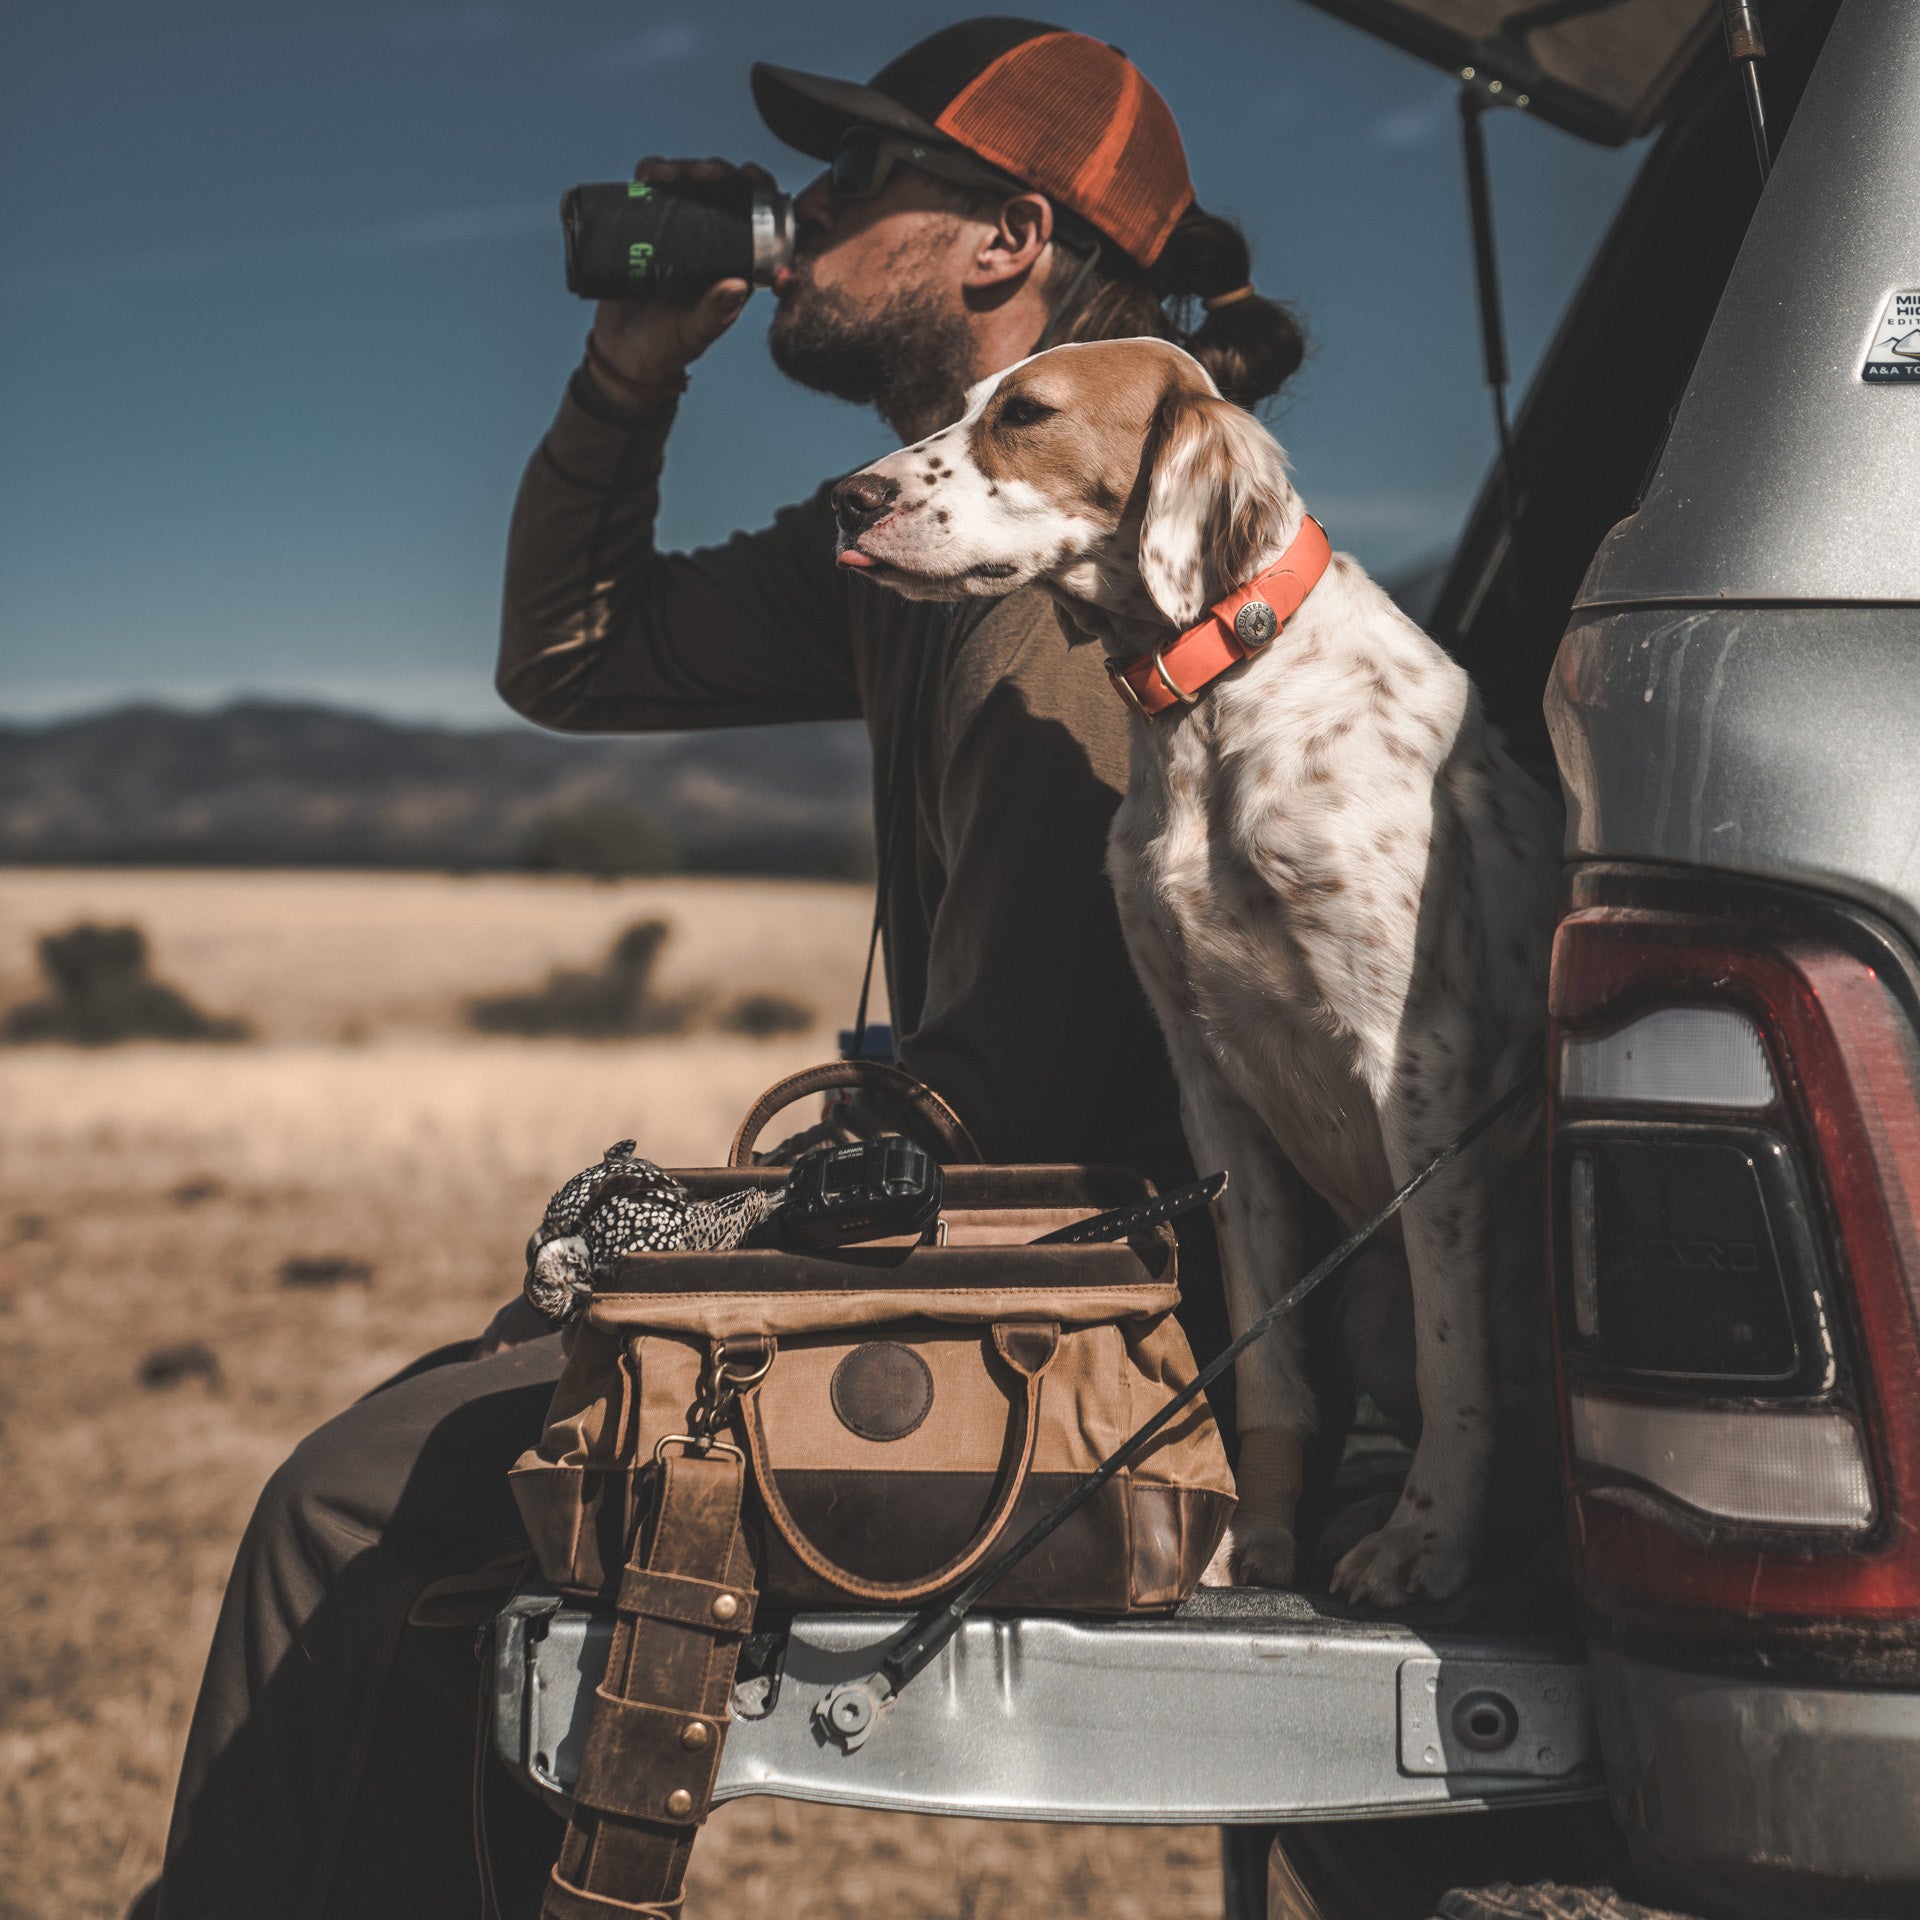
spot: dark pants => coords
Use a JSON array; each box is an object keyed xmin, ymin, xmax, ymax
[
  {"xmin": 152, "ymin": 1216, "xmax": 1261, "ymax": 1919},
  {"xmin": 156, "ymin": 1338, "xmax": 569, "ymax": 1920}
]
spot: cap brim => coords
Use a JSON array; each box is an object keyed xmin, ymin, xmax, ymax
[{"xmin": 750, "ymin": 61, "xmax": 946, "ymax": 162}]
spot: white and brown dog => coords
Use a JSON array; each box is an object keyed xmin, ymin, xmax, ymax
[{"xmin": 832, "ymin": 338, "xmax": 1560, "ymax": 1604}]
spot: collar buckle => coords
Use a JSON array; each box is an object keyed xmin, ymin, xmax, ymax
[
  {"xmin": 1150, "ymin": 645, "xmax": 1199, "ymax": 705},
  {"xmin": 1106, "ymin": 657, "xmax": 1154, "ymax": 721}
]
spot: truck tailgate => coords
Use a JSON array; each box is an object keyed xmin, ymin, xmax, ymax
[{"xmin": 491, "ymin": 1585, "xmax": 1602, "ymax": 1824}]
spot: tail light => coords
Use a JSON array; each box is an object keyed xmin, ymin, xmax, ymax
[{"xmin": 1548, "ymin": 868, "xmax": 1920, "ymax": 1637}]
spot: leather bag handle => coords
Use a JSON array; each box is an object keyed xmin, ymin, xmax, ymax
[
  {"xmin": 728, "ymin": 1059, "xmax": 980, "ymax": 1168},
  {"xmin": 737, "ymin": 1324, "xmax": 1058, "ymax": 1604}
]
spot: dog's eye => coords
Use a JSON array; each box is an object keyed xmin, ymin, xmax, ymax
[{"xmin": 997, "ymin": 393, "xmax": 1057, "ymax": 428}]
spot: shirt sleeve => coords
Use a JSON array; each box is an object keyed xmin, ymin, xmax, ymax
[
  {"xmin": 497, "ymin": 371, "xmax": 861, "ymax": 733},
  {"xmin": 897, "ymin": 596, "xmax": 1176, "ymax": 1169}
]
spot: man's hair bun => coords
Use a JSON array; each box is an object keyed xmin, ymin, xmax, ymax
[
  {"xmin": 1045, "ymin": 202, "xmax": 1305, "ymax": 411},
  {"xmin": 1152, "ymin": 208, "xmax": 1305, "ymax": 410}
]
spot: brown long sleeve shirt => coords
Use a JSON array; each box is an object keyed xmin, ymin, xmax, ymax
[{"xmin": 497, "ymin": 371, "xmax": 1192, "ymax": 1182}]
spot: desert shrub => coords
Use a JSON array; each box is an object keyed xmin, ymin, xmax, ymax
[
  {"xmin": 40, "ymin": 922, "xmax": 146, "ymax": 993},
  {"xmin": 3, "ymin": 921, "xmax": 249, "ymax": 1045},
  {"xmin": 467, "ymin": 918, "xmax": 692, "ymax": 1038},
  {"xmin": 522, "ymin": 802, "xmax": 676, "ymax": 878},
  {"xmin": 718, "ymin": 992, "xmax": 815, "ymax": 1038},
  {"xmin": 279, "ymin": 1255, "xmax": 373, "ymax": 1288},
  {"xmin": 677, "ymin": 824, "xmax": 876, "ymax": 881},
  {"xmin": 137, "ymin": 1341, "xmax": 223, "ymax": 1391}
]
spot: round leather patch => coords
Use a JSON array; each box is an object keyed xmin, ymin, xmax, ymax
[{"xmin": 829, "ymin": 1341, "xmax": 934, "ymax": 1442}]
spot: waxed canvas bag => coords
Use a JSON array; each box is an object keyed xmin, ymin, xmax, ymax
[
  {"xmin": 510, "ymin": 1065, "xmax": 1236, "ymax": 1611},
  {"xmin": 509, "ymin": 1063, "xmax": 1235, "ymax": 1920}
]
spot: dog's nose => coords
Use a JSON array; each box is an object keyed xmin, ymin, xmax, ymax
[{"xmin": 832, "ymin": 471, "xmax": 901, "ymax": 538}]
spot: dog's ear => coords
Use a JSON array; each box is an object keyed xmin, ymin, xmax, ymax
[{"xmin": 1136, "ymin": 388, "xmax": 1297, "ymax": 627}]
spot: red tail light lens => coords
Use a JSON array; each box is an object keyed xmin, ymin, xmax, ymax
[{"xmin": 1549, "ymin": 871, "xmax": 1920, "ymax": 1634}]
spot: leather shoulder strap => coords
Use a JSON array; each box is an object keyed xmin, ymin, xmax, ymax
[{"xmin": 542, "ymin": 1447, "xmax": 757, "ymax": 1919}]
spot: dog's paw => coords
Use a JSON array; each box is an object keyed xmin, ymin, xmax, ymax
[
  {"xmin": 1199, "ymin": 1514, "xmax": 1300, "ymax": 1588},
  {"xmin": 1329, "ymin": 1519, "xmax": 1472, "ymax": 1607},
  {"xmin": 1312, "ymin": 1490, "xmax": 1402, "ymax": 1572}
]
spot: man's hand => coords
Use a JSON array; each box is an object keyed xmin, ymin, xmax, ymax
[
  {"xmin": 586, "ymin": 157, "xmax": 775, "ymax": 402},
  {"xmin": 473, "ymin": 1296, "xmax": 552, "ymax": 1360}
]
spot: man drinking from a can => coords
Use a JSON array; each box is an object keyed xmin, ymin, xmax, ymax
[{"xmin": 153, "ymin": 23, "xmax": 1307, "ymax": 1915}]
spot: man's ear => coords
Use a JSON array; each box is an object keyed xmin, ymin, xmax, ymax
[
  {"xmin": 964, "ymin": 191, "xmax": 1054, "ymax": 291},
  {"xmin": 1136, "ymin": 387, "xmax": 1296, "ymax": 626}
]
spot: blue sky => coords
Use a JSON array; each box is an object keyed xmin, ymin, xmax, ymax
[{"xmin": 0, "ymin": 1, "xmax": 1643, "ymax": 726}]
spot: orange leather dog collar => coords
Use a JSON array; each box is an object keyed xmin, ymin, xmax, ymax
[{"xmin": 1108, "ymin": 516, "xmax": 1332, "ymax": 720}]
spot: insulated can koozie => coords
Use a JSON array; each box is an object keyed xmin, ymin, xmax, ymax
[{"xmin": 561, "ymin": 177, "xmax": 794, "ymax": 300}]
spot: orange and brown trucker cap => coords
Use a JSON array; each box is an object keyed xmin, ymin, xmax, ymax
[{"xmin": 751, "ymin": 18, "xmax": 1195, "ymax": 269}]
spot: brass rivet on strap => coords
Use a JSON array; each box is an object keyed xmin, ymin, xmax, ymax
[
  {"xmin": 681, "ymin": 1720, "xmax": 711, "ymax": 1751},
  {"xmin": 711, "ymin": 1592, "xmax": 739, "ymax": 1622},
  {"xmin": 665, "ymin": 1788, "xmax": 694, "ymax": 1817}
]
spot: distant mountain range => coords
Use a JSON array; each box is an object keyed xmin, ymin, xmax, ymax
[
  {"xmin": 2, "ymin": 546, "xmax": 1453, "ymax": 878},
  {"xmin": 0, "ymin": 702, "xmax": 875, "ymax": 877}
]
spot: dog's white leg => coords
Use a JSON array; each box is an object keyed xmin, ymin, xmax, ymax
[
  {"xmin": 1174, "ymin": 1062, "xmax": 1314, "ymax": 1589},
  {"xmin": 1330, "ymin": 1049, "xmax": 1494, "ymax": 1605}
]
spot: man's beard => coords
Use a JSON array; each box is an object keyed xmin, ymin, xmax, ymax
[{"xmin": 768, "ymin": 250, "xmax": 977, "ymax": 440}]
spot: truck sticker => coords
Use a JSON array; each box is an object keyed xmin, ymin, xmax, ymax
[{"xmin": 1863, "ymin": 289, "xmax": 1920, "ymax": 382}]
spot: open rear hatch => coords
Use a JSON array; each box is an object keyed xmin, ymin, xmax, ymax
[{"xmin": 1292, "ymin": 0, "xmax": 1723, "ymax": 143}]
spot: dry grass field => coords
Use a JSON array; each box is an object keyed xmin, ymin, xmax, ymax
[{"xmin": 0, "ymin": 870, "xmax": 1228, "ymax": 1920}]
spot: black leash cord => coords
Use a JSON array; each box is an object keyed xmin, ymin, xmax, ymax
[
  {"xmin": 873, "ymin": 1061, "xmax": 1543, "ymax": 1698},
  {"xmin": 850, "ymin": 617, "xmax": 937, "ymax": 1057}
]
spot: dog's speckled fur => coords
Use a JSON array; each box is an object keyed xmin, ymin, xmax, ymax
[{"xmin": 835, "ymin": 339, "xmax": 1560, "ymax": 1603}]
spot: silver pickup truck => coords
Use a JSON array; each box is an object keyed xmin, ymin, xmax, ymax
[{"xmin": 495, "ymin": 2, "xmax": 1920, "ymax": 1913}]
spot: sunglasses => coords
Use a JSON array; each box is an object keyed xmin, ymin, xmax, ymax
[{"xmin": 826, "ymin": 126, "xmax": 1024, "ymax": 203}]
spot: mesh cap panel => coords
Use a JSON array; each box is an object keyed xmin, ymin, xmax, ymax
[{"xmin": 935, "ymin": 31, "xmax": 1193, "ymax": 266}]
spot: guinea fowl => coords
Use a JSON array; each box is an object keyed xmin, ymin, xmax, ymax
[{"xmin": 523, "ymin": 1140, "xmax": 775, "ymax": 1319}]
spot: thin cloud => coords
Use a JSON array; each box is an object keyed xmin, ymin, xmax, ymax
[
  {"xmin": 1, "ymin": 202, "xmax": 554, "ymax": 301},
  {"xmin": 599, "ymin": 22, "xmax": 704, "ymax": 73},
  {"xmin": 387, "ymin": 7, "xmax": 515, "ymax": 48},
  {"xmin": 1367, "ymin": 95, "xmax": 1453, "ymax": 150},
  {"xmin": 1306, "ymin": 488, "xmax": 1462, "ymax": 564},
  {"xmin": 1258, "ymin": 86, "xmax": 1308, "ymax": 125}
]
